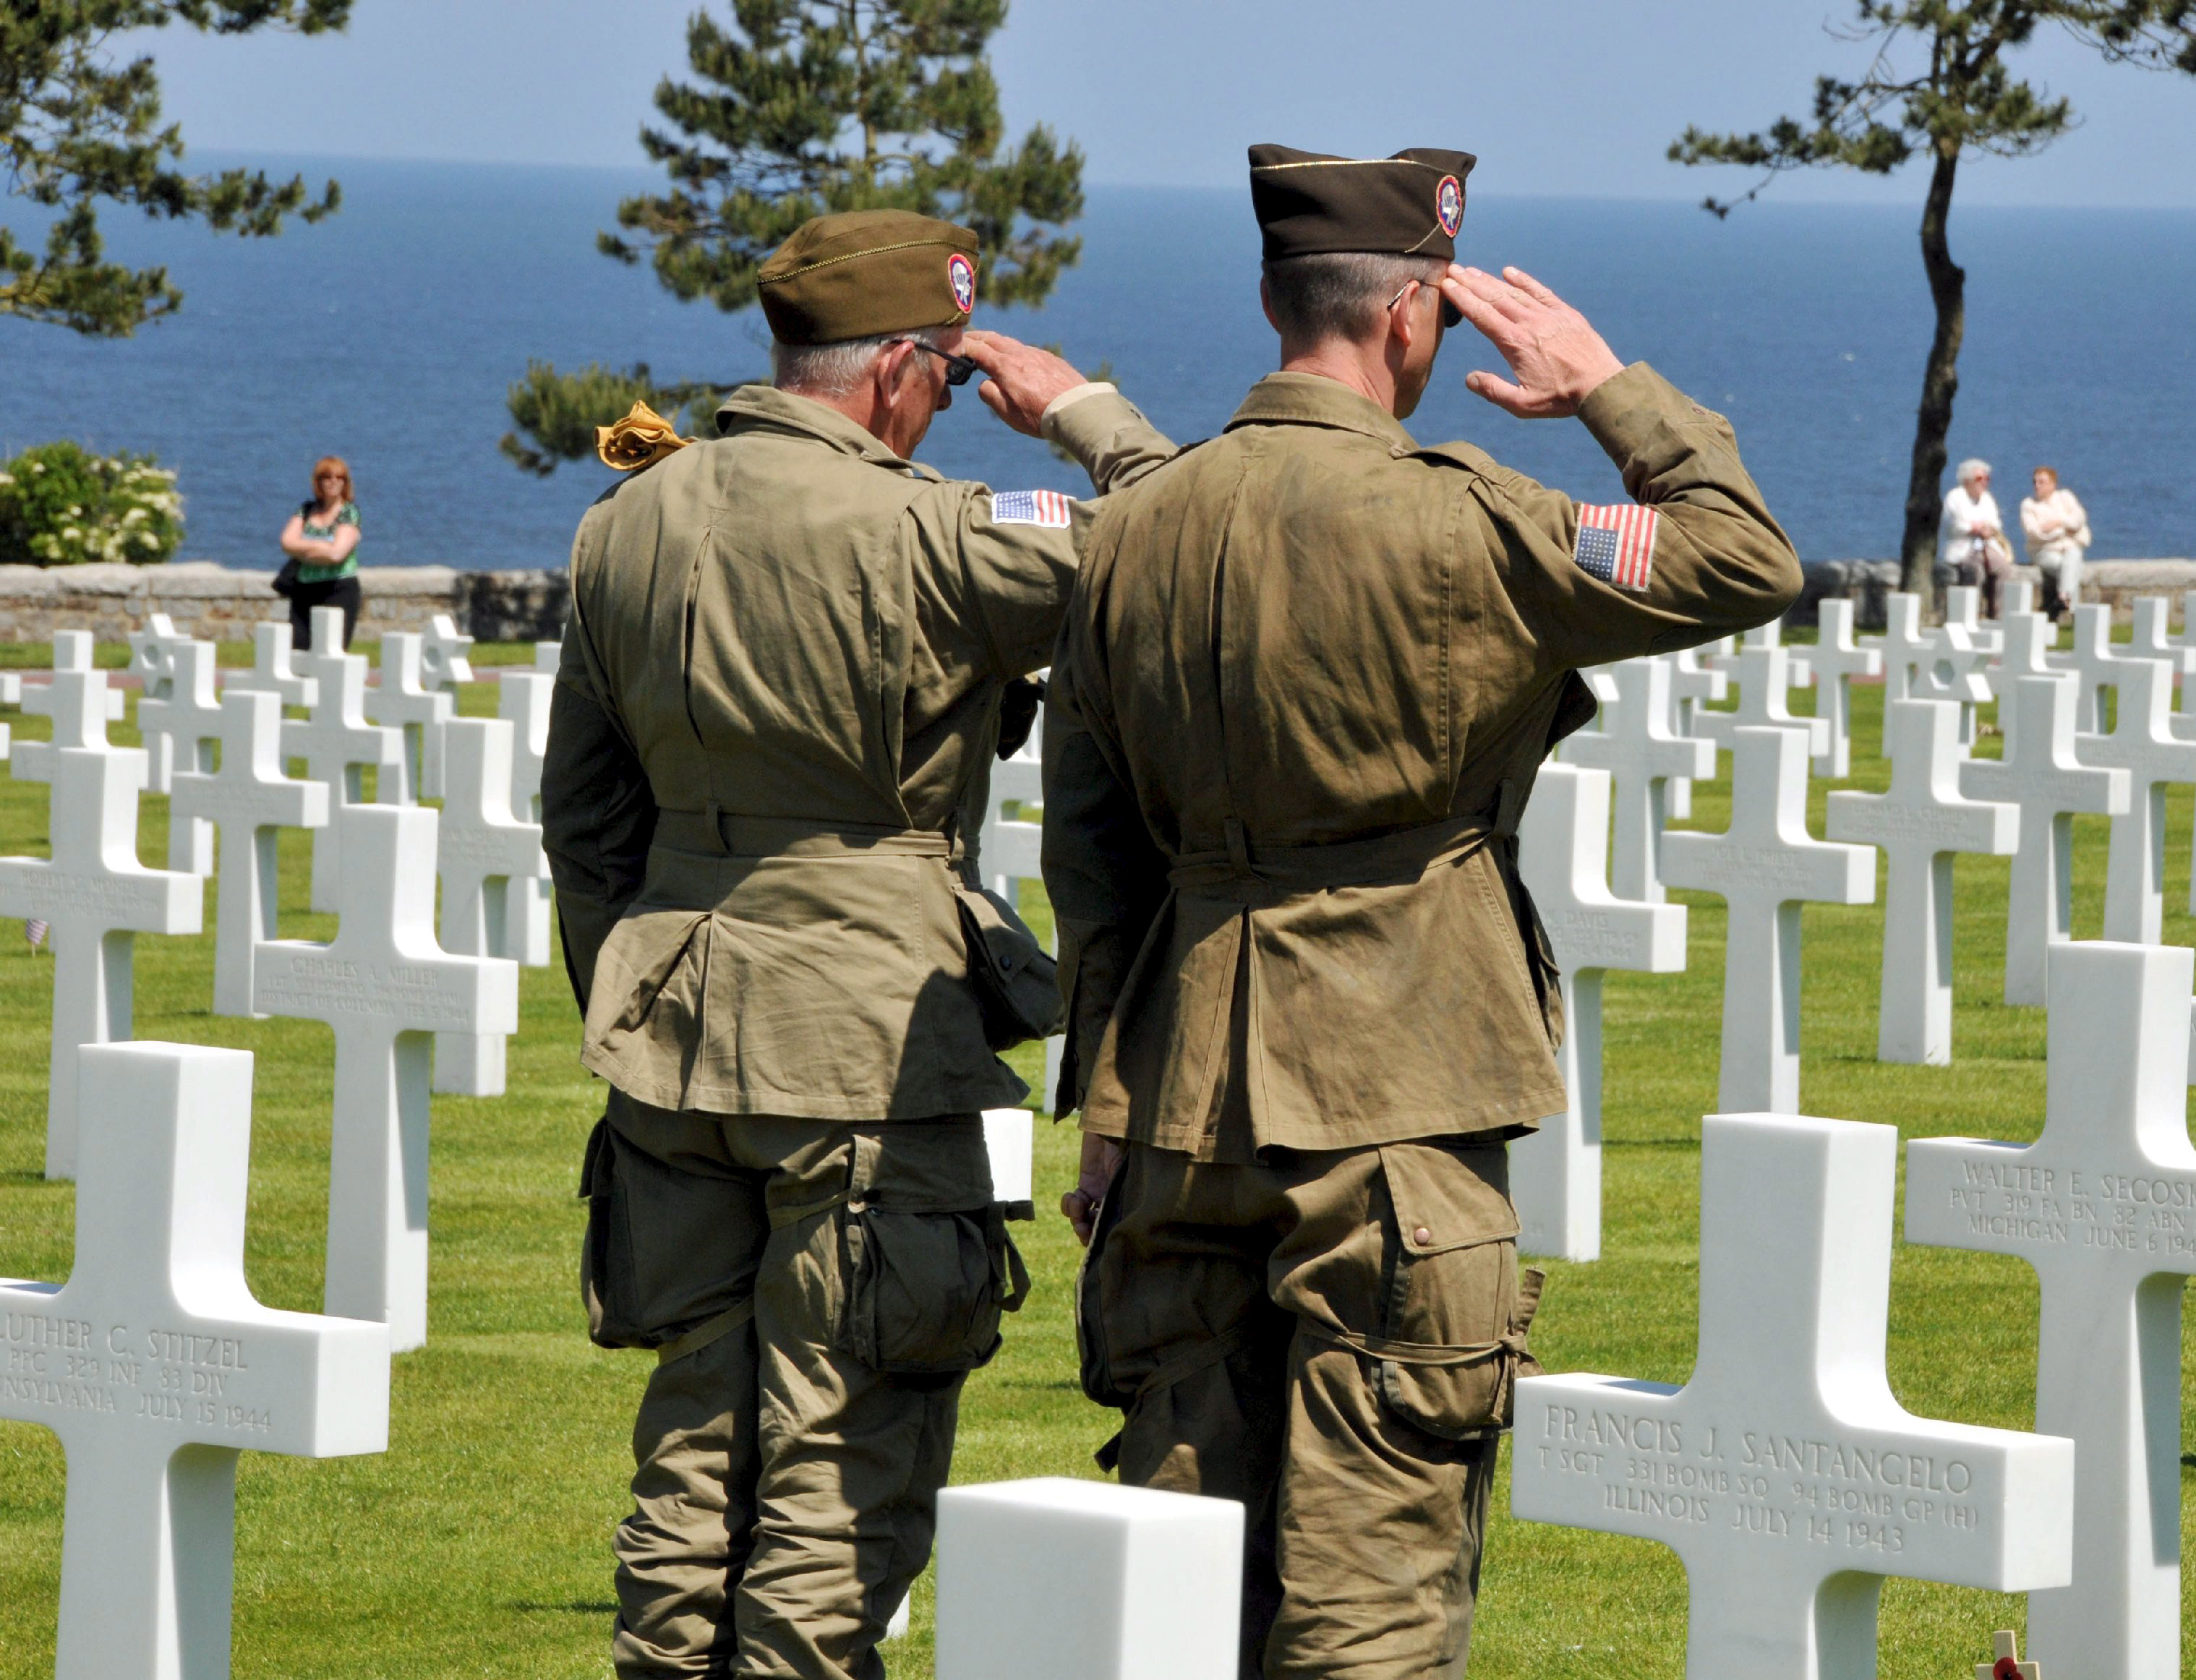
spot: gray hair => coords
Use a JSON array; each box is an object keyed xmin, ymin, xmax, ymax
[
  {"xmin": 1262, "ymin": 252, "xmax": 1448, "ymax": 346},
  {"xmin": 1957, "ymin": 458, "xmax": 1993, "ymax": 484},
  {"xmin": 772, "ymin": 328, "xmax": 946, "ymax": 398}
]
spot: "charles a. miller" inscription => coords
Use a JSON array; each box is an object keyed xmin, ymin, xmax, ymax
[
  {"xmin": 1531, "ymin": 1401, "xmax": 1983, "ymax": 1557},
  {"xmin": 1, "ymin": 1310, "xmax": 272, "ymax": 1434},
  {"xmin": 258, "ymin": 952, "xmax": 474, "ymax": 1029}
]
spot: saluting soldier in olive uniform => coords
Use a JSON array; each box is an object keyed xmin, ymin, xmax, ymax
[
  {"xmin": 542, "ymin": 209, "xmax": 1175, "ymax": 1680},
  {"xmin": 1044, "ymin": 147, "xmax": 1803, "ymax": 1679}
]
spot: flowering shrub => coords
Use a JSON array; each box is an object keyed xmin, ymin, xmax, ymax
[{"xmin": 0, "ymin": 442, "xmax": 184, "ymax": 566}]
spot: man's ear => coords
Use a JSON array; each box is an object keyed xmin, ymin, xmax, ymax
[
  {"xmin": 1387, "ymin": 282, "xmax": 1421, "ymax": 357},
  {"xmin": 1259, "ymin": 276, "xmax": 1280, "ymax": 335}
]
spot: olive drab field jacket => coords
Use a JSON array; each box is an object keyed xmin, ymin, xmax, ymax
[
  {"xmin": 544, "ymin": 382, "xmax": 1176, "ymax": 1120},
  {"xmin": 1044, "ymin": 363, "xmax": 1803, "ymax": 1157}
]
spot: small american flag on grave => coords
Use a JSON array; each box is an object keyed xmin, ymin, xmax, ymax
[
  {"xmin": 991, "ymin": 489, "xmax": 1074, "ymax": 528},
  {"xmin": 1573, "ymin": 502, "xmax": 1659, "ymax": 592}
]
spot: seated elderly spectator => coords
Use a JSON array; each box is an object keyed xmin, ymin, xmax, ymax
[
  {"xmin": 1939, "ymin": 457, "xmax": 2012, "ymax": 617},
  {"xmin": 2020, "ymin": 466, "xmax": 2092, "ymax": 623}
]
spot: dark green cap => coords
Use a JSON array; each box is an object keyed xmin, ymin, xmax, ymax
[
  {"xmin": 1248, "ymin": 145, "xmax": 1478, "ymax": 263},
  {"xmin": 757, "ymin": 210, "xmax": 980, "ymax": 346}
]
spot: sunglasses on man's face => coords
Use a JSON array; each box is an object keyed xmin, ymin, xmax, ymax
[
  {"xmin": 1388, "ymin": 279, "xmax": 1464, "ymax": 330},
  {"xmin": 895, "ymin": 339, "xmax": 980, "ymax": 386}
]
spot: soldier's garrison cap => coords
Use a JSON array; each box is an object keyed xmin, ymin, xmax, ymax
[
  {"xmin": 758, "ymin": 210, "xmax": 981, "ymax": 346},
  {"xmin": 1248, "ymin": 145, "xmax": 1479, "ymax": 263}
]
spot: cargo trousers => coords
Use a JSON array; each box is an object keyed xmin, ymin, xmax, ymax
[
  {"xmin": 1080, "ymin": 1138, "xmax": 1542, "ymax": 1680},
  {"xmin": 584, "ymin": 1089, "xmax": 1026, "ymax": 1680}
]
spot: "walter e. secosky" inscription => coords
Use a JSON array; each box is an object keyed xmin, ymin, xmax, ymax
[{"xmin": 1934, "ymin": 1155, "xmax": 2196, "ymax": 1255}]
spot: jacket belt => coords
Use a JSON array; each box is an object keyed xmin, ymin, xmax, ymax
[
  {"xmin": 1165, "ymin": 780, "xmax": 1527, "ymax": 904},
  {"xmin": 653, "ymin": 807, "xmax": 955, "ymax": 861}
]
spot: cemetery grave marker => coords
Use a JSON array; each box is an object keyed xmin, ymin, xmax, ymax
[
  {"xmin": 1516, "ymin": 763, "xmax": 1685, "ymax": 1260},
  {"xmin": 2126, "ymin": 593, "xmax": 2193, "ymax": 680},
  {"xmin": 1907, "ymin": 940, "xmax": 2196, "ymax": 1680},
  {"xmin": 495, "ymin": 656, "xmax": 556, "ymax": 967},
  {"xmin": 1991, "ymin": 608, "xmax": 2061, "ymax": 761},
  {"xmin": 367, "ymin": 631, "xmax": 456, "ymax": 802},
  {"xmin": 1511, "ymin": 1112, "xmax": 2074, "ymax": 1679},
  {"xmin": 1825, "ymin": 698, "xmax": 2017, "ymax": 1064},
  {"xmin": 1661, "ymin": 726, "xmax": 1874, "ymax": 1113},
  {"xmin": 1693, "ymin": 634, "xmax": 1829, "ymax": 761},
  {"xmin": 131, "ymin": 619, "xmax": 226, "ymax": 874},
  {"xmin": 431, "ymin": 716, "xmax": 542, "ymax": 1097},
  {"xmin": 1962, "ymin": 674, "xmax": 2127, "ymax": 1006},
  {"xmin": 171, "ymin": 690, "xmax": 329, "ymax": 1019},
  {"xmin": 1804, "ymin": 599, "xmax": 1882, "ymax": 779},
  {"xmin": 2001, "ymin": 576, "xmax": 2037, "ymax": 619},
  {"xmin": 2064, "ymin": 604, "xmax": 2131, "ymax": 734},
  {"xmin": 284, "ymin": 604, "xmax": 406, "ymax": 914},
  {"xmin": 0, "ymin": 669, "xmax": 17, "ymax": 758},
  {"xmin": 1558, "ymin": 655, "xmax": 1713, "ymax": 901},
  {"xmin": 1, "ymin": 635, "xmax": 201, "ymax": 1178},
  {"xmin": 1944, "ymin": 584, "xmax": 2003, "ymax": 656},
  {"xmin": 936, "ymin": 1479, "xmax": 1242, "ymax": 1680},
  {"xmin": 417, "ymin": 612, "xmax": 474, "ymax": 692},
  {"xmin": 2077, "ymin": 656, "xmax": 2196, "ymax": 944},
  {"xmin": 255, "ymin": 802, "xmax": 518, "ymax": 1351},
  {"xmin": 980, "ymin": 743, "xmax": 1063, "ymax": 1111},
  {"xmin": 1871, "ymin": 592, "xmax": 1992, "ymax": 724},
  {"xmin": 1665, "ymin": 641, "xmax": 1730, "ymax": 820},
  {"xmin": 224, "ymin": 622, "xmax": 317, "ymax": 711},
  {"xmin": 0, "ymin": 1041, "xmax": 389, "ymax": 1680}
]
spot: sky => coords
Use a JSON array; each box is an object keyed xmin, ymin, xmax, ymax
[{"xmin": 132, "ymin": 0, "xmax": 2196, "ymax": 207}]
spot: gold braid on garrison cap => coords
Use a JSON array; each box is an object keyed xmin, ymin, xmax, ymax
[
  {"xmin": 1248, "ymin": 145, "xmax": 1479, "ymax": 263},
  {"xmin": 757, "ymin": 209, "xmax": 983, "ymax": 346}
]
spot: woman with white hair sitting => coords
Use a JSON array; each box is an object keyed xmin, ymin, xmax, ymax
[
  {"xmin": 2020, "ymin": 466, "xmax": 2091, "ymax": 623},
  {"xmin": 1939, "ymin": 458, "xmax": 2011, "ymax": 617}
]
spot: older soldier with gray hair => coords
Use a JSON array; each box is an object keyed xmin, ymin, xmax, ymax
[
  {"xmin": 1046, "ymin": 145, "xmax": 1801, "ymax": 1678},
  {"xmin": 543, "ymin": 207, "xmax": 1176, "ymax": 1680}
]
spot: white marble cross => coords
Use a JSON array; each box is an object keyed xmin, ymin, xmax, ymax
[
  {"xmin": 253, "ymin": 803, "xmax": 518, "ymax": 1351},
  {"xmin": 2125, "ymin": 594, "xmax": 2194, "ymax": 679},
  {"xmin": 1907, "ymin": 940, "xmax": 2196, "ymax": 1680},
  {"xmin": 430, "ymin": 717, "xmax": 541, "ymax": 1097},
  {"xmin": 419, "ymin": 612, "xmax": 474, "ymax": 691},
  {"xmin": 1515, "ymin": 763, "xmax": 1685, "ymax": 1261},
  {"xmin": 171, "ymin": 690, "xmax": 329, "ymax": 1019},
  {"xmin": 366, "ymin": 631, "xmax": 456, "ymax": 801},
  {"xmin": 1666, "ymin": 641, "xmax": 1731, "ymax": 820},
  {"xmin": 2002, "ymin": 575, "xmax": 2037, "ymax": 619},
  {"xmin": 2062, "ymin": 604, "xmax": 2132, "ymax": 735},
  {"xmin": 1825, "ymin": 699, "xmax": 2017, "ymax": 1064},
  {"xmin": 1803, "ymin": 599, "xmax": 1882, "ymax": 780},
  {"xmin": 980, "ymin": 744, "xmax": 1063, "ymax": 1112},
  {"xmin": 224, "ymin": 622, "xmax": 317, "ymax": 711},
  {"xmin": 936, "ymin": 1479, "xmax": 1242, "ymax": 1680},
  {"xmin": 1693, "ymin": 635, "xmax": 1829, "ymax": 762},
  {"xmin": 1991, "ymin": 609, "xmax": 2061, "ymax": 762},
  {"xmin": 23, "ymin": 630, "xmax": 127, "ymax": 748},
  {"xmin": 2077, "ymin": 656, "xmax": 2196, "ymax": 945},
  {"xmin": 1511, "ymin": 1111, "xmax": 2073, "ymax": 1680},
  {"xmin": 0, "ymin": 1041, "xmax": 389, "ymax": 1680},
  {"xmin": 1870, "ymin": 593, "xmax": 1992, "ymax": 720},
  {"xmin": 0, "ymin": 669, "xmax": 16, "ymax": 758},
  {"xmin": 1558, "ymin": 656, "xmax": 1716, "ymax": 903},
  {"xmin": 1962, "ymin": 674, "xmax": 2129, "ymax": 1006},
  {"xmin": 1944, "ymin": 584, "xmax": 2004, "ymax": 656},
  {"xmin": 1662, "ymin": 726, "xmax": 1875, "ymax": 1113},
  {"xmin": 132, "ymin": 622, "xmax": 226, "ymax": 875},
  {"xmin": 1866, "ymin": 592, "xmax": 1938, "ymax": 705},
  {"xmin": 283, "ymin": 605, "xmax": 407, "ymax": 914},
  {"xmin": 0, "ymin": 660, "xmax": 201, "ymax": 1180},
  {"xmin": 495, "ymin": 662, "xmax": 555, "ymax": 967}
]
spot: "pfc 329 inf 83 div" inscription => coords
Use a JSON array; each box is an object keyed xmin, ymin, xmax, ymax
[{"xmin": 1, "ymin": 1311, "xmax": 272, "ymax": 1433}]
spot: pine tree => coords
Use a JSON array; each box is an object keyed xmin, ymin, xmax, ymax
[
  {"xmin": 1672, "ymin": 2, "xmax": 2196, "ymax": 603},
  {"xmin": 504, "ymin": 0, "xmax": 1083, "ymax": 475},
  {"xmin": 1, "ymin": 1, "xmax": 349, "ymax": 338}
]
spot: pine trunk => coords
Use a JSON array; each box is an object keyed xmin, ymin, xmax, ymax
[{"xmin": 1899, "ymin": 145, "xmax": 1965, "ymax": 609}]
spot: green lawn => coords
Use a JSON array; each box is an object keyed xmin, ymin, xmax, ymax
[{"xmin": 0, "ymin": 653, "xmax": 2190, "ymax": 1678}]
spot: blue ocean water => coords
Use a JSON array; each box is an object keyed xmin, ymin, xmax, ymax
[{"xmin": 4, "ymin": 157, "xmax": 2192, "ymax": 570}]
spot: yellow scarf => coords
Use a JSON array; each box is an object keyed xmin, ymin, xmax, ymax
[{"xmin": 597, "ymin": 401, "xmax": 694, "ymax": 473}]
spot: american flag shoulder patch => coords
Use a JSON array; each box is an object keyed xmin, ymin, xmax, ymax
[
  {"xmin": 1572, "ymin": 502, "xmax": 1659, "ymax": 592},
  {"xmin": 991, "ymin": 489, "xmax": 1074, "ymax": 528}
]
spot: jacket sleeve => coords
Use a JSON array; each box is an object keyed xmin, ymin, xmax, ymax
[
  {"xmin": 1039, "ymin": 614, "xmax": 1169, "ymax": 1115},
  {"xmin": 540, "ymin": 586, "xmax": 657, "ymax": 1018},
  {"xmin": 911, "ymin": 389, "xmax": 1179, "ymax": 680},
  {"xmin": 1458, "ymin": 362, "xmax": 1803, "ymax": 675}
]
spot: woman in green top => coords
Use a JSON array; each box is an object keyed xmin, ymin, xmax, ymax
[{"xmin": 278, "ymin": 455, "xmax": 364, "ymax": 648}]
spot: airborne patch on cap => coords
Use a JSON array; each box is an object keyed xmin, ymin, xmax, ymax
[
  {"xmin": 948, "ymin": 252, "xmax": 976, "ymax": 314},
  {"xmin": 1435, "ymin": 175, "xmax": 1464, "ymax": 239}
]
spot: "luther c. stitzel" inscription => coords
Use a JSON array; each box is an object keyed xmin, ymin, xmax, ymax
[{"xmin": 1, "ymin": 1310, "xmax": 272, "ymax": 1434}]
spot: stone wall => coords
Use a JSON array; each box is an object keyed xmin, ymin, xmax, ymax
[
  {"xmin": 0, "ymin": 562, "xmax": 569, "ymax": 644},
  {"xmin": 1787, "ymin": 559, "xmax": 2196, "ymax": 630}
]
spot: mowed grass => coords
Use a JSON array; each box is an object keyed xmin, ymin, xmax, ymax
[{"xmin": 0, "ymin": 651, "xmax": 2189, "ymax": 1678}]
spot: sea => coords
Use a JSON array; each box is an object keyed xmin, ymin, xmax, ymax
[{"xmin": 4, "ymin": 156, "xmax": 2192, "ymax": 570}]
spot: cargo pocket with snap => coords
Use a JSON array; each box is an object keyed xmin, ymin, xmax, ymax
[
  {"xmin": 839, "ymin": 1198, "xmax": 1030, "ymax": 1377},
  {"xmin": 1364, "ymin": 1141, "xmax": 1545, "ymax": 1441}
]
